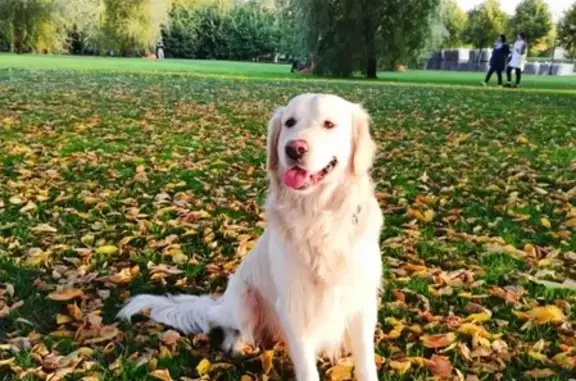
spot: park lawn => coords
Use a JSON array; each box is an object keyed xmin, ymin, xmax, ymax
[
  {"xmin": 0, "ymin": 64, "xmax": 575, "ymax": 381},
  {"xmin": 1, "ymin": 53, "xmax": 576, "ymax": 91}
]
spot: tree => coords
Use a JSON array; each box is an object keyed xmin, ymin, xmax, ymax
[
  {"xmin": 0, "ymin": 0, "xmax": 67, "ymax": 53},
  {"xmin": 161, "ymin": 1, "xmax": 280, "ymax": 60},
  {"xmin": 558, "ymin": 2, "xmax": 576, "ymax": 61},
  {"xmin": 293, "ymin": 0, "xmax": 441, "ymax": 78},
  {"xmin": 463, "ymin": 0, "xmax": 507, "ymax": 50},
  {"xmin": 441, "ymin": 0, "xmax": 467, "ymax": 48},
  {"xmin": 98, "ymin": 0, "xmax": 166, "ymax": 56},
  {"xmin": 509, "ymin": 0, "xmax": 552, "ymax": 55}
]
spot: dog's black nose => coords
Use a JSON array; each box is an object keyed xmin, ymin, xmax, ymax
[{"xmin": 285, "ymin": 140, "xmax": 308, "ymax": 161}]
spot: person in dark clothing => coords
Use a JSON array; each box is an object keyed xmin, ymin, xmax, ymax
[{"xmin": 483, "ymin": 35, "xmax": 510, "ymax": 87}]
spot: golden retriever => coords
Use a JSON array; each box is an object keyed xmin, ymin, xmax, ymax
[{"xmin": 118, "ymin": 93, "xmax": 383, "ymax": 381}]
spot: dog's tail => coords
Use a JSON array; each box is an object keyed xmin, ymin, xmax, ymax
[{"xmin": 117, "ymin": 294, "xmax": 221, "ymax": 334}]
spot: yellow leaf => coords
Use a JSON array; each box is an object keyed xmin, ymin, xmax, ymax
[
  {"xmin": 464, "ymin": 312, "xmax": 491, "ymax": 323},
  {"xmin": 19, "ymin": 201, "xmax": 37, "ymax": 214},
  {"xmin": 457, "ymin": 323, "xmax": 490, "ymax": 338},
  {"xmin": 48, "ymin": 288, "xmax": 84, "ymax": 301},
  {"xmin": 389, "ymin": 360, "xmax": 411, "ymax": 374},
  {"xmin": 159, "ymin": 346, "xmax": 172, "ymax": 359},
  {"xmin": 149, "ymin": 369, "xmax": 173, "ymax": 381},
  {"xmin": 172, "ymin": 252, "xmax": 188, "ymax": 265},
  {"xmin": 517, "ymin": 135, "xmax": 529, "ymax": 144},
  {"xmin": 81, "ymin": 234, "xmax": 95, "ymax": 246},
  {"xmin": 564, "ymin": 218, "xmax": 576, "ymax": 228},
  {"xmin": 240, "ymin": 376, "xmax": 254, "ymax": 381},
  {"xmin": 31, "ymin": 223, "xmax": 57, "ymax": 234},
  {"xmin": 326, "ymin": 364, "xmax": 353, "ymax": 381},
  {"xmin": 24, "ymin": 248, "xmax": 51, "ymax": 266},
  {"xmin": 0, "ymin": 357, "xmax": 15, "ymax": 366},
  {"xmin": 96, "ymin": 245, "xmax": 118, "ymax": 255},
  {"xmin": 261, "ymin": 350, "xmax": 274, "ymax": 375},
  {"xmin": 423, "ymin": 209, "xmax": 435, "ymax": 222},
  {"xmin": 108, "ymin": 268, "xmax": 134, "ymax": 284},
  {"xmin": 526, "ymin": 305, "xmax": 565, "ymax": 324},
  {"xmin": 196, "ymin": 358, "xmax": 211, "ymax": 376},
  {"xmin": 552, "ymin": 352, "xmax": 576, "ymax": 369},
  {"xmin": 540, "ymin": 218, "xmax": 551, "ymax": 229},
  {"xmin": 9, "ymin": 196, "xmax": 25, "ymax": 205},
  {"xmin": 56, "ymin": 314, "xmax": 73, "ymax": 324}
]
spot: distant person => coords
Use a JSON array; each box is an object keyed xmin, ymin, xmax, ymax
[
  {"xmin": 156, "ymin": 43, "xmax": 165, "ymax": 60},
  {"xmin": 290, "ymin": 57, "xmax": 301, "ymax": 73},
  {"xmin": 482, "ymin": 35, "xmax": 510, "ymax": 87},
  {"xmin": 506, "ymin": 32, "xmax": 528, "ymax": 88}
]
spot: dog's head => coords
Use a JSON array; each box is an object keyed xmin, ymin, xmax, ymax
[{"xmin": 267, "ymin": 93, "xmax": 375, "ymax": 194}]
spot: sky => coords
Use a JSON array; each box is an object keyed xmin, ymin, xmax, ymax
[{"xmin": 457, "ymin": 0, "xmax": 572, "ymax": 20}]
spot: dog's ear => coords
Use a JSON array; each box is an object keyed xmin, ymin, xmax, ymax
[
  {"xmin": 351, "ymin": 104, "xmax": 375, "ymax": 176},
  {"xmin": 266, "ymin": 107, "xmax": 284, "ymax": 172}
]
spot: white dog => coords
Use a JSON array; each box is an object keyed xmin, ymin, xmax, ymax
[{"xmin": 118, "ymin": 93, "xmax": 383, "ymax": 381}]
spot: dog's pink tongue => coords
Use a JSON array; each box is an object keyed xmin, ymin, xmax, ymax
[{"xmin": 283, "ymin": 168, "xmax": 308, "ymax": 189}]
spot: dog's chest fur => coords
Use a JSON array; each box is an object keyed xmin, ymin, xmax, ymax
[{"xmin": 266, "ymin": 181, "xmax": 374, "ymax": 285}]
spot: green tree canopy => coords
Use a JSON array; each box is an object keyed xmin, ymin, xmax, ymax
[
  {"xmin": 509, "ymin": 0, "xmax": 552, "ymax": 54},
  {"xmin": 463, "ymin": 0, "xmax": 508, "ymax": 50},
  {"xmin": 441, "ymin": 0, "xmax": 468, "ymax": 48},
  {"xmin": 293, "ymin": 0, "xmax": 441, "ymax": 78},
  {"xmin": 0, "ymin": 0, "xmax": 67, "ymax": 53},
  {"xmin": 558, "ymin": 2, "xmax": 576, "ymax": 60}
]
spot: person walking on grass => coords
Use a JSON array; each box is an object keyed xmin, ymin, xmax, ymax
[
  {"xmin": 483, "ymin": 35, "xmax": 510, "ymax": 87},
  {"xmin": 506, "ymin": 32, "xmax": 528, "ymax": 88}
]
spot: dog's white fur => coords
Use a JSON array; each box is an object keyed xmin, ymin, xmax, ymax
[{"xmin": 118, "ymin": 93, "xmax": 383, "ymax": 381}]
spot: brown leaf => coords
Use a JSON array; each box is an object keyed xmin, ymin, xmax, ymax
[
  {"xmin": 420, "ymin": 332, "xmax": 456, "ymax": 349},
  {"xmin": 424, "ymin": 355, "xmax": 453, "ymax": 378},
  {"xmin": 160, "ymin": 330, "xmax": 180, "ymax": 347},
  {"xmin": 48, "ymin": 288, "xmax": 84, "ymax": 301},
  {"xmin": 524, "ymin": 368, "xmax": 556, "ymax": 379}
]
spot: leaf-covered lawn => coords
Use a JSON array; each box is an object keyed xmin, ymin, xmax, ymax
[{"xmin": 0, "ymin": 69, "xmax": 575, "ymax": 381}]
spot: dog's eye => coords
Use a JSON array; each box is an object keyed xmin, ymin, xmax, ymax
[
  {"xmin": 323, "ymin": 120, "xmax": 335, "ymax": 129},
  {"xmin": 285, "ymin": 118, "xmax": 296, "ymax": 128}
]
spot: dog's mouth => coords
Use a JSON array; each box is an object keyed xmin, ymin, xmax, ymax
[{"xmin": 282, "ymin": 157, "xmax": 338, "ymax": 190}]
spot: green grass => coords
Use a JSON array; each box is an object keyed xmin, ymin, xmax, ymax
[
  {"xmin": 0, "ymin": 57, "xmax": 575, "ymax": 380},
  {"xmin": 1, "ymin": 53, "xmax": 576, "ymax": 90}
]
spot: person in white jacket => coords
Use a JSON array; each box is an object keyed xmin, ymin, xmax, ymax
[{"xmin": 506, "ymin": 32, "xmax": 528, "ymax": 88}]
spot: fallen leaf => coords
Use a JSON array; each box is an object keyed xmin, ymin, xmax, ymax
[
  {"xmin": 31, "ymin": 223, "xmax": 58, "ymax": 234},
  {"xmin": 458, "ymin": 323, "xmax": 490, "ymax": 338},
  {"xmin": 424, "ymin": 355, "xmax": 453, "ymax": 378},
  {"xmin": 95, "ymin": 245, "xmax": 118, "ymax": 255},
  {"xmin": 420, "ymin": 332, "xmax": 456, "ymax": 349},
  {"xmin": 524, "ymin": 368, "xmax": 556, "ymax": 379},
  {"xmin": 526, "ymin": 305, "xmax": 565, "ymax": 324},
  {"xmin": 196, "ymin": 358, "xmax": 211, "ymax": 376},
  {"xmin": 326, "ymin": 364, "xmax": 353, "ymax": 381},
  {"xmin": 48, "ymin": 288, "xmax": 84, "ymax": 301},
  {"xmin": 517, "ymin": 135, "xmax": 529, "ymax": 144},
  {"xmin": 389, "ymin": 360, "xmax": 411, "ymax": 374},
  {"xmin": 160, "ymin": 330, "xmax": 180, "ymax": 347},
  {"xmin": 149, "ymin": 369, "xmax": 173, "ymax": 381},
  {"xmin": 261, "ymin": 350, "xmax": 274, "ymax": 375}
]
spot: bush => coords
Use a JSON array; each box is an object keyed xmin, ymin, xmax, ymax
[{"xmin": 162, "ymin": 2, "xmax": 280, "ymax": 61}]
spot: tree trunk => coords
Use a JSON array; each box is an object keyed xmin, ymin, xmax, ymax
[
  {"xmin": 365, "ymin": 40, "xmax": 377, "ymax": 79},
  {"xmin": 364, "ymin": 13, "xmax": 377, "ymax": 79}
]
